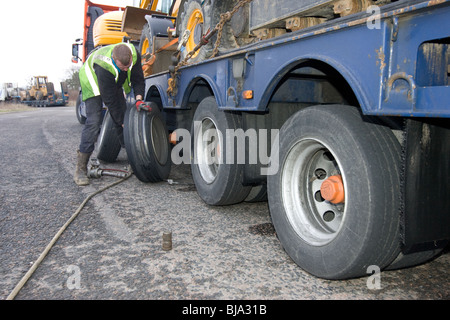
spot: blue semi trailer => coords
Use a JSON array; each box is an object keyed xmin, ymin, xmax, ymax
[{"xmin": 105, "ymin": 0, "xmax": 449, "ymax": 279}]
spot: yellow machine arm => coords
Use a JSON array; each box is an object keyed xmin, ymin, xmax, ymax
[
  {"xmin": 140, "ymin": 0, "xmax": 156, "ymax": 10},
  {"xmin": 139, "ymin": 0, "xmax": 180, "ymax": 15}
]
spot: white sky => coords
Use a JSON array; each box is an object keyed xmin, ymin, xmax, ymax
[{"xmin": 0, "ymin": 0, "xmax": 135, "ymax": 87}]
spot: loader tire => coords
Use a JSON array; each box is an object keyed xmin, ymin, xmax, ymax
[
  {"xmin": 203, "ymin": 0, "xmax": 244, "ymax": 53},
  {"xmin": 36, "ymin": 91, "xmax": 43, "ymax": 101},
  {"xmin": 178, "ymin": 0, "xmax": 210, "ymax": 62},
  {"xmin": 179, "ymin": 0, "xmax": 248, "ymax": 62}
]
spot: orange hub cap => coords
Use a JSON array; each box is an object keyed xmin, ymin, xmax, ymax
[{"xmin": 320, "ymin": 175, "xmax": 345, "ymax": 204}]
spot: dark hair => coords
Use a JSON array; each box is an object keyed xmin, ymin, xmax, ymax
[{"xmin": 112, "ymin": 44, "xmax": 132, "ymax": 65}]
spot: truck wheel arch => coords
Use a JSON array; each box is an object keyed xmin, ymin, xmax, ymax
[
  {"xmin": 145, "ymin": 84, "xmax": 166, "ymax": 108},
  {"xmin": 259, "ymin": 57, "xmax": 368, "ymax": 114},
  {"xmin": 176, "ymin": 75, "xmax": 222, "ymax": 110}
]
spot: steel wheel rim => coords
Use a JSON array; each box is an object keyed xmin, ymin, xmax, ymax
[
  {"xmin": 186, "ymin": 8, "xmax": 204, "ymax": 58},
  {"xmin": 141, "ymin": 38, "xmax": 149, "ymax": 56},
  {"xmin": 142, "ymin": 112, "xmax": 168, "ymax": 166},
  {"xmin": 281, "ymin": 138, "xmax": 347, "ymax": 246},
  {"xmin": 195, "ymin": 117, "xmax": 222, "ymax": 184}
]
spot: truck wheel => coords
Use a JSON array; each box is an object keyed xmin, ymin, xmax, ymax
[
  {"xmin": 96, "ymin": 110, "xmax": 121, "ymax": 163},
  {"xmin": 124, "ymin": 102, "xmax": 171, "ymax": 182},
  {"xmin": 191, "ymin": 96, "xmax": 251, "ymax": 205},
  {"xmin": 76, "ymin": 92, "xmax": 86, "ymax": 124},
  {"xmin": 267, "ymin": 105, "xmax": 401, "ymax": 279}
]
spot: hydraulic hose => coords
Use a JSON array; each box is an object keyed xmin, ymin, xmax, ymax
[{"xmin": 6, "ymin": 171, "xmax": 132, "ymax": 300}]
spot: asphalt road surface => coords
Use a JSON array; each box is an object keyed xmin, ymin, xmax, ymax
[{"xmin": 0, "ymin": 106, "xmax": 448, "ymax": 302}]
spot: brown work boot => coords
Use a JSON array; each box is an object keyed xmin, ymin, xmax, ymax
[{"xmin": 73, "ymin": 150, "xmax": 91, "ymax": 186}]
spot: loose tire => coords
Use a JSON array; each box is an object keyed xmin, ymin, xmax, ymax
[
  {"xmin": 76, "ymin": 92, "xmax": 86, "ymax": 124},
  {"xmin": 124, "ymin": 103, "xmax": 171, "ymax": 182},
  {"xmin": 191, "ymin": 96, "xmax": 251, "ymax": 205},
  {"xmin": 96, "ymin": 110, "xmax": 121, "ymax": 163},
  {"xmin": 268, "ymin": 105, "xmax": 401, "ymax": 279}
]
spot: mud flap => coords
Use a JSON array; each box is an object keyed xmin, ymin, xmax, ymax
[{"xmin": 402, "ymin": 118, "xmax": 450, "ymax": 253}]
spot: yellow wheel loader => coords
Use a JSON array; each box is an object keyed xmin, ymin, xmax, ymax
[
  {"xmin": 19, "ymin": 76, "xmax": 68, "ymax": 107},
  {"xmin": 19, "ymin": 76, "xmax": 53, "ymax": 102}
]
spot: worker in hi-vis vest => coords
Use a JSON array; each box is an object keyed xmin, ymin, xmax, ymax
[{"xmin": 75, "ymin": 43, "xmax": 147, "ymax": 186}]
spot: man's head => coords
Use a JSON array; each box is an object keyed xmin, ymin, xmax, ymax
[{"xmin": 112, "ymin": 44, "xmax": 132, "ymax": 71}]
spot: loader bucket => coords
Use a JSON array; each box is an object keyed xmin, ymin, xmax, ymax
[{"xmin": 122, "ymin": 6, "xmax": 163, "ymax": 41}]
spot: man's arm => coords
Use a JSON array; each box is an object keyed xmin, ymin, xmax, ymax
[
  {"xmin": 130, "ymin": 51, "xmax": 145, "ymax": 101},
  {"xmin": 94, "ymin": 64, "xmax": 126, "ymax": 126}
]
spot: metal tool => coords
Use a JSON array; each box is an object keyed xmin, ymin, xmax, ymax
[{"xmin": 88, "ymin": 158, "xmax": 131, "ymax": 179}]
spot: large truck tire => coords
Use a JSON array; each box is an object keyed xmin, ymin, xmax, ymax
[
  {"xmin": 124, "ymin": 103, "xmax": 171, "ymax": 182},
  {"xmin": 191, "ymin": 96, "xmax": 251, "ymax": 205},
  {"xmin": 267, "ymin": 105, "xmax": 402, "ymax": 279},
  {"xmin": 96, "ymin": 110, "xmax": 121, "ymax": 163}
]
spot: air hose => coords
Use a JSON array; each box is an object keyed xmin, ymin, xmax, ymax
[{"xmin": 6, "ymin": 168, "xmax": 132, "ymax": 300}]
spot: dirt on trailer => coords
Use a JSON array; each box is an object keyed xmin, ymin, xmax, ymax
[{"xmin": 0, "ymin": 102, "xmax": 36, "ymax": 113}]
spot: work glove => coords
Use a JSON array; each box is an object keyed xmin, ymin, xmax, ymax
[{"xmin": 135, "ymin": 100, "xmax": 152, "ymax": 112}]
